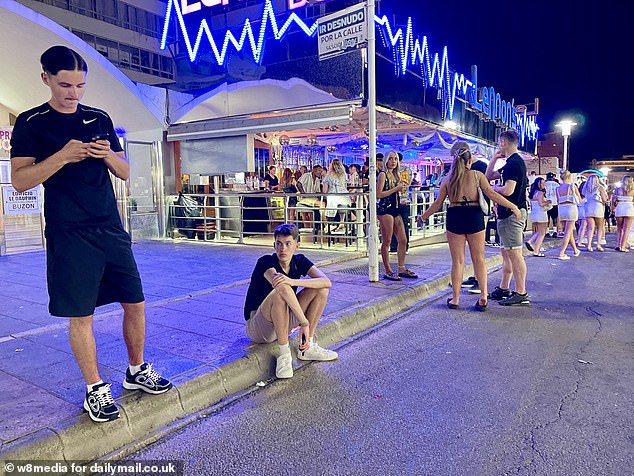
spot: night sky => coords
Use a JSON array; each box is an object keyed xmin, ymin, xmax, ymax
[{"xmin": 379, "ymin": 0, "xmax": 629, "ymax": 171}]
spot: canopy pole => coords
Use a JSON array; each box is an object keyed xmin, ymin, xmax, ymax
[{"xmin": 366, "ymin": 0, "xmax": 379, "ymax": 282}]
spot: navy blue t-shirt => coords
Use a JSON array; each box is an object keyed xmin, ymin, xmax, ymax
[
  {"xmin": 498, "ymin": 153, "xmax": 528, "ymax": 219},
  {"xmin": 243, "ymin": 253, "xmax": 314, "ymax": 320},
  {"xmin": 10, "ymin": 103, "xmax": 124, "ymax": 232}
]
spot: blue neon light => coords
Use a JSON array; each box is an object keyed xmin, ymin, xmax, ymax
[{"xmin": 160, "ymin": 1, "xmax": 538, "ymax": 143}]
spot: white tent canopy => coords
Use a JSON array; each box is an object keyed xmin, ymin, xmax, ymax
[{"xmin": 0, "ymin": 0, "xmax": 165, "ymax": 136}]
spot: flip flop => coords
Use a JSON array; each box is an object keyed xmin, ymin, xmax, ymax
[
  {"xmin": 524, "ymin": 241, "xmax": 534, "ymax": 252},
  {"xmin": 384, "ymin": 272, "xmax": 402, "ymax": 281},
  {"xmin": 558, "ymin": 255, "xmax": 571, "ymax": 260},
  {"xmin": 398, "ymin": 269, "xmax": 418, "ymax": 279},
  {"xmin": 446, "ymin": 298, "xmax": 459, "ymax": 309},
  {"xmin": 474, "ymin": 299, "xmax": 488, "ymax": 312},
  {"xmin": 532, "ymin": 253, "xmax": 546, "ymax": 257},
  {"xmin": 573, "ymin": 250, "xmax": 581, "ymax": 257}
]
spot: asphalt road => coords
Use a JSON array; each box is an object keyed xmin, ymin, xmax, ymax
[{"xmin": 129, "ymin": 246, "xmax": 634, "ymax": 476}]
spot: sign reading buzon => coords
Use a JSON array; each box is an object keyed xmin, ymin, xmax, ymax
[
  {"xmin": 2, "ymin": 186, "xmax": 42, "ymax": 215},
  {"xmin": 318, "ymin": 3, "xmax": 367, "ymax": 61}
]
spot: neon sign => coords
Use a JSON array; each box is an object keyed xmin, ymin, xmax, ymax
[
  {"xmin": 161, "ymin": 0, "xmax": 538, "ymax": 144},
  {"xmin": 179, "ymin": 0, "xmax": 326, "ymax": 15}
]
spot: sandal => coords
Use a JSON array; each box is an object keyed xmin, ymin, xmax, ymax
[
  {"xmin": 558, "ymin": 255, "xmax": 571, "ymax": 260},
  {"xmin": 596, "ymin": 246, "xmax": 604, "ymax": 252},
  {"xmin": 398, "ymin": 269, "xmax": 418, "ymax": 279},
  {"xmin": 384, "ymin": 272, "xmax": 402, "ymax": 281},
  {"xmin": 573, "ymin": 250, "xmax": 581, "ymax": 257},
  {"xmin": 446, "ymin": 298, "xmax": 459, "ymax": 309},
  {"xmin": 532, "ymin": 253, "xmax": 546, "ymax": 257},
  {"xmin": 474, "ymin": 298, "xmax": 488, "ymax": 312},
  {"xmin": 524, "ymin": 241, "xmax": 534, "ymax": 252}
]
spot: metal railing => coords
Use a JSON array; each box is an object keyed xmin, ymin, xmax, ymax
[{"xmin": 167, "ymin": 188, "xmax": 447, "ymax": 251}]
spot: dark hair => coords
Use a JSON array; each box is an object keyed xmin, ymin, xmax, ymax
[
  {"xmin": 528, "ymin": 177, "xmax": 544, "ymax": 199},
  {"xmin": 397, "ymin": 152, "xmax": 403, "ymax": 161},
  {"xmin": 41, "ymin": 46, "xmax": 88, "ymax": 75},
  {"xmin": 274, "ymin": 223, "xmax": 300, "ymax": 242},
  {"xmin": 499, "ymin": 129, "xmax": 519, "ymax": 145},
  {"xmin": 376, "ymin": 153, "xmax": 384, "ymax": 159}
]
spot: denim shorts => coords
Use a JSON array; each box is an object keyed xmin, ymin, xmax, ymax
[{"xmin": 497, "ymin": 209, "xmax": 527, "ymax": 250}]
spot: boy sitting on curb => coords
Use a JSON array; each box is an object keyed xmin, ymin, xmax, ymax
[{"xmin": 243, "ymin": 224, "xmax": 338, "ymax": 378}]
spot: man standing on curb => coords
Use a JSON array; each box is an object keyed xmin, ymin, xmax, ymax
[
  {"xmin": 10, "ymin": 46, "xmax": 172, "ymax": 423},
  {"xmin": 485, "ymin": 130, "xmax": 530, "ymax": 306}
]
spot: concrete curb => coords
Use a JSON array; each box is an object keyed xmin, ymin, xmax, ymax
[{"xmin": 0, "ymin": 245, "xmax": 541, "ymax": 465}]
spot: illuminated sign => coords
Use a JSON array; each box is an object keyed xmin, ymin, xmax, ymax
[
  {"xmin": 161, "ymin": 1, "xmax": 538, "ymax": 143},
  {"xmin": 180, "ymin": 0, "xmax": 327, "ymax": 15},
  {"xmin": 318, "ymin": 3, "xmax": 367, "ymax": 60}
]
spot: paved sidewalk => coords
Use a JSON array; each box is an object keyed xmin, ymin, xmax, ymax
[{"xmin": 0, "ymin": 236, "xmax": 548, "ymax": 462}]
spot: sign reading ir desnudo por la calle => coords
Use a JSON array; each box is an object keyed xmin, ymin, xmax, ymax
[{"xmin": 317, "ymin": 3, "xmax": 367, "ymax": 60}]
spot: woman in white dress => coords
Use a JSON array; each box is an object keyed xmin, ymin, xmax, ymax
[
  {"xmin": 612, "ymin": 175, "xmax": 634, "ymax": 252},
  {"xmin": 323, "ymin": 159, "xmax": 351, "ymax": 233},
  {"xmin": 556, "ymin": 170, "xmax": 581, "ymax": 260},
  {"xmin": 525, "ymin": 177, "xmax": 551, "ymax": 257},
  {"xmin": 582, "ymin": 175, "xmax": 609, "ymax": 251}
]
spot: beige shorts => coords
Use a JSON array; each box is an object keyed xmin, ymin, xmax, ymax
[{"xmin": 246, "ymin": 307, "xmax": 298, "ymax": 343}]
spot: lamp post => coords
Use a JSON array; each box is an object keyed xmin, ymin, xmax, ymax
[{"xmin": 556, "ymin": 120, "xmax": 577, "ymax": 171}]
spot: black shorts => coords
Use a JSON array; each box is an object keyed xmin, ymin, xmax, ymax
[
  {"xmin": 45, "ymin": 224, "xmax": 144, "ymax": 317},
  {"xmin": 446, "ymin": 206, "xmax": 485, "ymax": 235},
  {"xmin": 377, "ymin": 205, "xmax": 401, "ymax": 218}
]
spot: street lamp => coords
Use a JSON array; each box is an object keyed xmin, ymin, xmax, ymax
[{"xmin": 556, "ymin": 119, "xmax": 577, "ymax": 171}]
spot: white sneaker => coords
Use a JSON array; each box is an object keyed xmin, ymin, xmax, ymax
[
  {"xmin": 297, "ymin": 342, "xmax": 338, "ymax": 361},
  {"xmin": 600, "ymin": 238, "xmax": 607, "ymax": 245},
  {"xmin": 276, "ymin": 353, "xmax": 293, "ymax": 379}
]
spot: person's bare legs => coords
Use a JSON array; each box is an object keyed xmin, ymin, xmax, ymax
[
  {"xmin": 615, "ymin": 216, "xmax": 624, "ymax": 249},
  {"xmin": 466, "ymin": 231, "xmax": 487, "ymax": 305},
  {"xmin": 586, "ymin": 217, "xmax": 596, "ymax": 251},
  {"xmin": 620, "ymin": 217, "xmax": 633, "ymax": 250},
  {"xmin": 393, "ymin": 216, "xmax": 408, "ymax": 271},
  {"xmin": 446, "ymin": 231, "xmax": 466, "ymax": 306},
  {"xmin": 506, "ymin": 248, "xmax": 527, "ymax": 294},
  {"xmin": 595, "ymin": 217, "xmax": 606, "ymax": 250},
  {"xmin": 121, "ymin": 301, "xmax": 146, "ymax": 366},
  {"xmin": 378, "ymin": 214, "xmax": 395, "ymax": 274},
  {"xmin": 532, "ymin": 222, "xmax": 547, "ymax": 254},
  {"xmin": 499, "ymin": 248, "xmax": 513, "ymax": 291},
  {"xmin": 69, "ymin": 315, "xmax": 100, "ymax": 385},
  {"xmin": 258, "ymin": 289, "xmax": 292, "ymax": 345},
  {"xmin": 297, "ymin": 287, "xmax": 329, "ymax": 339},
  {"xmin": 559, "ymin": 220, "xmax": 579, "ymax": 256}
]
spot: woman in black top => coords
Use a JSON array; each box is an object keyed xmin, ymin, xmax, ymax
[
  {"xmin": 377, "ymin": 151, "xmax": 417, "ymax": 281},
  {"xmin": 421, "ymin": 142, "xmax": 520, "ymax": 311}
]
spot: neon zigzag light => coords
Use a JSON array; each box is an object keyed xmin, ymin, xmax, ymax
[
  {"xmin": 160, "ymin": 0, "xmax": 537, "ymax": 140},
  {"xmin": 160, "ymin": 0, "xmax": 318, "ymax": 64}
]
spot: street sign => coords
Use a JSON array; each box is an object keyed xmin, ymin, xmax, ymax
[{"xmin": 318, "ymin": 2, "xmax": 367, "ymax": 61}]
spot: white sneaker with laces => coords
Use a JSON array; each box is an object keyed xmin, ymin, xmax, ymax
[
  {"xmin": 276, "ymin": 353, "xmax": 293, "ymax": 379},
  {"xmin": 298, "ymin": 342, "xmax": 338, "ymax": 361}
]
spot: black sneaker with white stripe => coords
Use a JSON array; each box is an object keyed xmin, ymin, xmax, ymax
[
  {"xmin": 84, "ymin": 383, "xmax": 119, "ymax": 422},
  {"xmin": 123, "ymin": 363, "xmax": 173, "ymax": 395}
]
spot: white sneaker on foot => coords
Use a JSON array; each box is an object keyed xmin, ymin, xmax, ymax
[
  {"xmin": 276, "ymin": 353, "xmax": 293, "ymax": 379},
  {"xmin": 297, "ymin": 342, "xmax": 338, "ymax": 361}
]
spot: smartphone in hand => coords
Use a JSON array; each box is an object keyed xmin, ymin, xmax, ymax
[{"xmin": 90, "ymin": 133, "xmax": 109, "ymax": 142}]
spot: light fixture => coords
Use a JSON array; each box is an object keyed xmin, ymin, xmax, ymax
[
  {"xmin": 555, "ymin": 119, "xmax": 577, "ymax": 171},
  {"xmin": 444, "ymin": 120, "xmax": 458, "ymax": 130}
]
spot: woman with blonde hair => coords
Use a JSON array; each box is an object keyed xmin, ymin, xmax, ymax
[
  {"xmin": 420, "ymin": 142, "xmax": 520, "ymax": 310},
  {"xmin": 612, "ymin": 175, "xmax": 634, "ymax": 252},
  {"xmin": 377, "ymin": 151, "xmax": 417, "ymax": 281},
  {"xmin": 582, "ymin": 174, "xmax": 609, "ymax": 251},
  {"xmin": 555, "ymin": 170, "xmax": 582, "ymax": 259},
  {"xmin": 323, "ymin": 159, "xmax": 351, "ymax": 232}
]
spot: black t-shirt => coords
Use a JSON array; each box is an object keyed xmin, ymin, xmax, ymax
[
  {"xmin": 243, "ymin": 253, "xmax": 314, "ymax": 320},
  {"xmin": 10, "ymin": 103, "xmax": 124, "ymax": 232},
  {"xmin": 498, "ymin": 153, "xmax": 528, "ymax": 219},
  {"xmin": 264, "ymin": 174, "xmax": 279, "ymax": 188}
]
